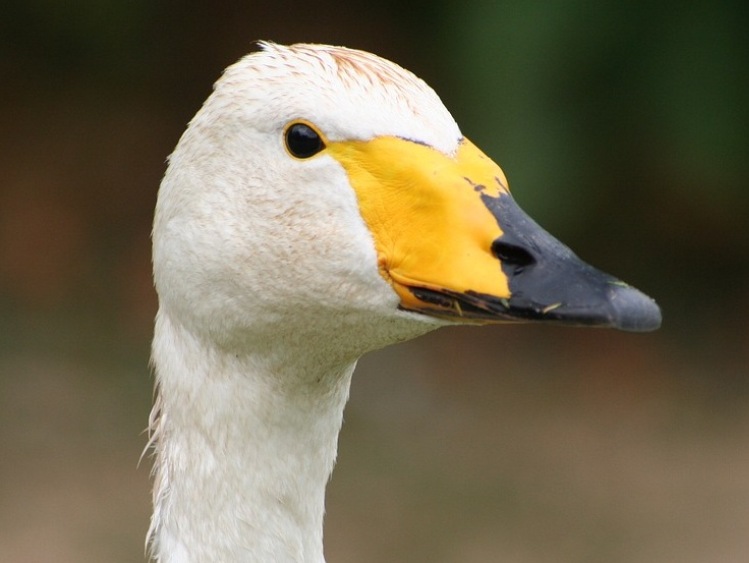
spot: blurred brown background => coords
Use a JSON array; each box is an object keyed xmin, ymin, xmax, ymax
[{"xmin": 1, "ymin": 1, "xmax": 748, "ymax": 562}]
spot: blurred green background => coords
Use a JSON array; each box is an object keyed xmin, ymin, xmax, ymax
[{"xmin": 1, "ymin": 1, "xmax": 747, "ymax": 562}]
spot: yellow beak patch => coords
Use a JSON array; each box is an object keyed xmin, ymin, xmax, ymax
[{"xmin": 327, "ymin": 137, "xmax": 511, "ymax": 316}]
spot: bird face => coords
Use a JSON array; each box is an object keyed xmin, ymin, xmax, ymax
[{"xmin": 152, "ymin": 42, "xmax": 660, "ymax": 352}]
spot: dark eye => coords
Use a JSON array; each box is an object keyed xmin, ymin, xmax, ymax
[{"xmin": 285, "ymin": 122, "xmax": 325, "ymax": 159}]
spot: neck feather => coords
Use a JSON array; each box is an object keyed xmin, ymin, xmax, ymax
[{"xmin": 148, "ymin": 311, "xmax": 354, "ymax": 563}]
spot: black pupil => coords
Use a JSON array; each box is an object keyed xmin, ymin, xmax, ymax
[{"xmin": 286, "ymin": 123, "xmax": 323, "ymax": 158}]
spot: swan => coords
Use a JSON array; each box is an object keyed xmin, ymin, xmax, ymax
[{"xmin": 148, "ymin": 41, "xmax": 661, "ymax": 562}]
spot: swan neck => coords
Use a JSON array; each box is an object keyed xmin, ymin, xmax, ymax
[{"xmin": 149, "ymin": 311, "xmax": 354, "ymax": 562}]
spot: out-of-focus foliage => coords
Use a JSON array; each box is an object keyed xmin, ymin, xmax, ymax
[{"xmin": 446, "ymin": 2, "xmax": 747, "ymax": 210}]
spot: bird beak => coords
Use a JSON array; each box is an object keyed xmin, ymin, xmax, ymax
[{"xmin": 328, "ymin": 137, "xmax": 661, "ymax": 332}]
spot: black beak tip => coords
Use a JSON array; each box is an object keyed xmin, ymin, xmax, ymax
[{"xmin": 607, "ymin": 283, "xmax": 662, "ymax": 332}]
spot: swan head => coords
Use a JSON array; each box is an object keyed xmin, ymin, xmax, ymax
[{"xmin": 153, "ymin": 42, "xmax": 660, "ymax": 359}]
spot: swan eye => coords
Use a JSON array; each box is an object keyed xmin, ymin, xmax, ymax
[{"xmin": 285, "ymin": 122, "xmax": 325, "ymax": 159}]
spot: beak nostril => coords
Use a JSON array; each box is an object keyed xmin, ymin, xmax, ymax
[{"xmin": 492, "ymin": 240, "xmax": 535, "ymax": 268}]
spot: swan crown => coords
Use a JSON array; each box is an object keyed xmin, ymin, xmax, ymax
[{"xmin": 215, "ymin": 41, "xmax": 462, "ymax": 153}]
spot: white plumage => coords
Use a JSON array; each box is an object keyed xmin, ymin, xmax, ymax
[{"xmin": 148, "ymin": 42, "xmax": 660, "ymax": 562}]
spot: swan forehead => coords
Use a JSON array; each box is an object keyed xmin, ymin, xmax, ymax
[{"xmin": 214, "ymin": 42, "xmax": 462, "ymax": 154}]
